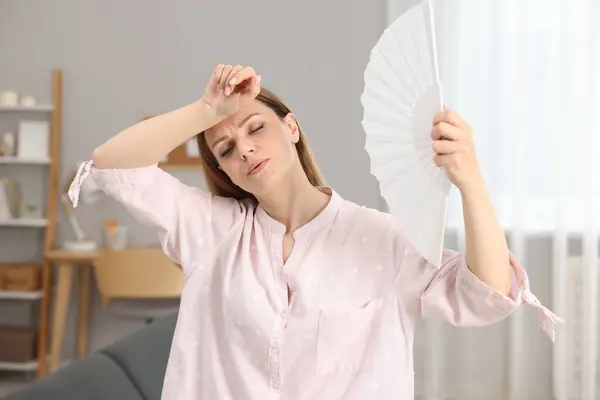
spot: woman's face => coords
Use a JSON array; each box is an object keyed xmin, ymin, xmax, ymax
[{"xmin": 204, "ymin": 100, "xmax": 300, "ymax": 196}]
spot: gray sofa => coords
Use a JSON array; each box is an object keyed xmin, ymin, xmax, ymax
[{"xmin": 6, "ymin": 313, "xmax": 177, "ymax": 400}]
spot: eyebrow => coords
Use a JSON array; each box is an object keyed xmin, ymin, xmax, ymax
[
  {"xmin": 210, "ymin": 112, "xmax": 261, "ymax": 150},
  {"xmin": 237, "ymin": 112, "xmax": 260, "ymax": 128}
]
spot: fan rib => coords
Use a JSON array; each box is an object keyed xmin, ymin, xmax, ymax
[{"xmin": 360, "ymin": 0, "xmax": 449, "ymax": 268}]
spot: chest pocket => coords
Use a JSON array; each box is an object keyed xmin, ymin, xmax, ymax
[{"xmin": 315, "ymin": 297, "xmax": 384, "ymax": 376}]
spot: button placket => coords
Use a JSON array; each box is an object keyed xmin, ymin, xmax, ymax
[{"xmin": 268, "ymin": 232, "xmax": 289, "ymax": 398}]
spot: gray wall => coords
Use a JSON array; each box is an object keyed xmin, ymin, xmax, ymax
[{"xmin": 0, "ymin": 0, "xmax": 387, "ymax": 360}]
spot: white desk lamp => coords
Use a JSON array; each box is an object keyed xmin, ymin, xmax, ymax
[{"xmin": 61, "ymin": 161, "xmax": 102, "ymax": 252}]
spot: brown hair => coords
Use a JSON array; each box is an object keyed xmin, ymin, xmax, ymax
[{"xmin": 196, "ymin": 87, "xmax": 327, "ymax": 202}]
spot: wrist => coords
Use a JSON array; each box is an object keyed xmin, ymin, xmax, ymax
[
  {"xmin": 193, "ymin": 98, "xmax": 225, "ymax": 129},
  {"xmin": 456, "ymin": 169, "xmax": 486, "ymax": 193},
  {"xmin": 458, "ymin": 177, "xmax": 488, "ymax": 200}
]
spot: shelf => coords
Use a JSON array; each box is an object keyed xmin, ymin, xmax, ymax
[
  {"xmin": 0, "ymin": 105, "xmax": 53, "ymax": 112},
  {"xmin": 0, "ymin": 70, "xmax": 62, "ymax": 379},
  {"xmin": 0, "ymin": 218, "xmax": 48, "ymax": 228},
  {"xmin": 0, "ymin": 290, "xmax": 43, "ymax": 300},
  {"xmin": 0, "ymin": 360, "xmax": 38, "ymax": 372},
  {"xmin": 0, "ymin": 156, "xmax": 51, "ymax": 165}
]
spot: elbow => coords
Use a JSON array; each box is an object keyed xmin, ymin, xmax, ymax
[
  {"xmin": 498, "ymin": 279, "xmax": 512, "ymax": 297},
  {"xmin": 91, "ymin": 147, "xmax": 101, "ymax": 166},
  {"xmin": 488, "ymin": 266, "xmax": 513, "ymax": 297},
  {"xmin": 91, "ymin": 146, "xmax": 110, "ymax": 169}
]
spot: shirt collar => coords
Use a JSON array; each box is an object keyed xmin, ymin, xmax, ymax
[{"xmin": 255, "ymin": 186, "xmax": 343, "ymax": 240}]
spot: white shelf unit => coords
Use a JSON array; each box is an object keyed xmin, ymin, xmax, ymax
[
  {"xmin": 0, "ymin": 219, "xmax": 48, "ymax": 228},
  {"xmin": 0, "ymin": 157, "xmax": 51, "ymax": 165},
  {"xmin": 0, "ymin": 105, "xmax": 53, "ymax": 113},
  {"xmin": 0, "ymin": 360, "xmax": 38, "ymax": 372},
  {"xmin": 0, "ymin": 291, "xmax": 43, "ymax": 301},
  {"xmin": 0, "ymin": 69, "xmax": 62, "ymax": 378}
]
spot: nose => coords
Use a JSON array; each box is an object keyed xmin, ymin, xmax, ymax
[{"xmin": 238, "ymin": 139, "xmax": 255, "ymax": 160}]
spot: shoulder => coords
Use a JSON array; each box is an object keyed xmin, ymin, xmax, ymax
[
  {"xmin": 324, "ymin": 198, "xmax": 402, "ymax": 273},
  {"xmin": 334, "ymin": 199, "xmax": 396, "ymax": 239},
  {"xmin": 333, "ymin": 198, "xmax": 414, "ymax": 257}
]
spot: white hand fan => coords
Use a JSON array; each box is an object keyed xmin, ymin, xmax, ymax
[{"xmin": 360, "ymin": 0, "xmax": 451, "ymax": 268}]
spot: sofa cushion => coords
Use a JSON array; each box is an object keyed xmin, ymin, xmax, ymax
[
  {"xmin": 5, "ymin": 352, "xmax": 144, "ymax": 400},
  {"xmin": 100, "ymin": 312, "xmax": 177, "ymax": 400}
]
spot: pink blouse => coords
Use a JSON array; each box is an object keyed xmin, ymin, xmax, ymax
[{"xmin": 69, "ymin": 161, "xmax": 562, "ymax": 400}]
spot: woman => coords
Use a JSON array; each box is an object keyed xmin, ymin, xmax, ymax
[{"xmin": 69, "ymin": 64, "xmax": 562, "ymax": 399}]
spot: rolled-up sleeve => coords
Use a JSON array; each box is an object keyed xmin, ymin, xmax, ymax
[
  {"xmin": 67, "ymin": 160, "xmax": 243, "ymax": 277},
  {"xmin": 393, "ymin": 230, "xmax": 563, "ymax": 342}
]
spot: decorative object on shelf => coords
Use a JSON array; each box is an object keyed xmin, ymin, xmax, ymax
[
  {"xmin": 0, "ymin": 263, "xmax": 41, "ymax": 292},
  {"xmin": 0, "ymin": 92, "xmax": 38, "ymax": 108},
  {"xmin": 0, "ymin": 326, "xmax": 37, "ymax": 363},
  {"xmin": 17, "ymin": 121, "xmax": 49, "ymax": 159},
  {"xmin": 0, "ymin": 180, "xmax": 12, "ymax": 220},
  {"xmin": 20, "ymin": 96, "xmax": 37, "ymax": 108},
  {"xmin": 103, "ymin": 219, "xmax": 128, "ymax": 250},
  {"xmin": 0, "ymin": 91, "xmax": 18, "ymax": 107},
  {"xmin": 0, "ymin": 132, "xmax": 16, "ymax": 156},
  {"xmin": 61, "ymin": 162, "xmax": 102, "ymax": 252},
  {"xmin": 161, "ymin": 137, "xmax": 202, "ymax": 168},
  {"xmin": 143, "ymin": 115, "xmax": 203, "ymax": 169},
  {"xmin": 19, "ymin": 201, "xmax": 43, "ymax": 219},
  {"xmin": 0, "ymin": 178, "xmax": 22, "ymax": 218}
]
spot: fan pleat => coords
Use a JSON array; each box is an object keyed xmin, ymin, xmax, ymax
[
  {"xmin": 364, "ymin": 54, "xmax": 416, "ymax": 107},
  {"xmin": 360, "ymin": 0, "xmax": 448, "ymax": 267},
  {"xmin": 362, "ymin": 107, "xmax": 413, "ymax": 130},
  {"xmin": 387, "ymin": 13, "xmax": 426, "ymax": 93},
  {"xmin": 367, "ymin": 50, "xmax": 419, "ymax": 105},
  {"xmin": 361, "ymin": 93, "xmax": 414, "ymax": 127},
  {"xmin": 412, "ymin": 6, "xmax": 434, "ymax": 87}
]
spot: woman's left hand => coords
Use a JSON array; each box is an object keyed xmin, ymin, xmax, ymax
[{"xmin": 431, "ymin": 107, "xmax": 485, "ymax": 192}]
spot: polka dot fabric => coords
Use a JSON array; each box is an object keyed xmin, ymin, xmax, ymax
[{"xmin": 69, "ymin": 161, "xmax": 562, "ymax": 400}]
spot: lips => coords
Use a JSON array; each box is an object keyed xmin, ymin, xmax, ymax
[{"xmin": 247, "ymin": 159, "xmax": 268, "ymax": 175}]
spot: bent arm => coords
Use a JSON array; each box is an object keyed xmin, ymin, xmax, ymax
[
  {"xmin": 92, "ymin": 100, "xmax": 221, "ymax": 169},
  {"xmin": 68, "ymin": 164, "xmax": 243, "ymax": 276},
  {"xmin": 391, "ymin": 227, "xmax": 564, "ymax": 342}
]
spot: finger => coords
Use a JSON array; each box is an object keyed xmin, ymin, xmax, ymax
[
  {"xmin": 248, "ymin": 74, "xmax": 262, "ymax": 98},
  {"xmin": 433, "ymin": 153, "xmax": 452, "ymax": 167},
  {"xmin": 432, "ymin": 139, "xmax": 461, "ymax": 155},
  {"xmin": 227, "ymin": 66, "xmax": 257, "ymax": 93},
  {"xmin": 226, "ymin": 65, "xmax": 243, "ymax": 85},
  {"xmin": 431, "ymin": 122, "xmax": 463, "ymax": 141},
  {"xmin": 228, "ymin": 66, "xmax": 256, "ymax": 86},
  {"xmin": 210, "ymin": 64, "xmax": 225, "ymax": 91},
  {"xmin": 219, "ymin": 65, "xmax": 233, "ymax": 89},
  {"xmin": 224, "ymin": 65, "xmax": 244, "ymax": 95},
  {"xmin": 433, "ymin": 107, "xmax": 469, "ymax": 129}
]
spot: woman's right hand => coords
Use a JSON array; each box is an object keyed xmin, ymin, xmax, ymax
[{"xmin": 200, "ymin": 64, "xmax": 261, "ymax": 120}]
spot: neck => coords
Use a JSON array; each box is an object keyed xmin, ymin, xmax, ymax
[{"xmin": 255, "ymin": 165, "xmax": 330, "ymax": 235}]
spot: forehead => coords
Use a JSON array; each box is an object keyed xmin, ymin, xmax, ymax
[{"xmin": 205, "ymin": 100, "xmax": 273, "ymax": 140}]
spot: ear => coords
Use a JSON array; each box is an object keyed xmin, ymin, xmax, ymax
[{"xmin": 284, "ymin": 113, "xmax": 300, "ymax": 144}]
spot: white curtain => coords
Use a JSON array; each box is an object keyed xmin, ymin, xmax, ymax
[{"xmin": 384, "ymin": 0, "xmax": 600, "ymax": 399}]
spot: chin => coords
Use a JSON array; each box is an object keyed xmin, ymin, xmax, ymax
[{"xmin": 244, "ymin": 166, "xmax": 286, "ymax": 196}]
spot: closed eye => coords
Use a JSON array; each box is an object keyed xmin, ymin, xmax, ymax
[
  {"xmin": 250, "ymin": 124, "xmax": 264, "ymax": 134},
  {"xmin": 219, "ymin": 124, "xmax": 263, "ymax": 158},
  {"xmin": 220, "ymin": 143, "xmax": 234, "ymax": 158},
  {"xmin": 221, "ymin": 148, "xmax": 233, "ymax": 157}
]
